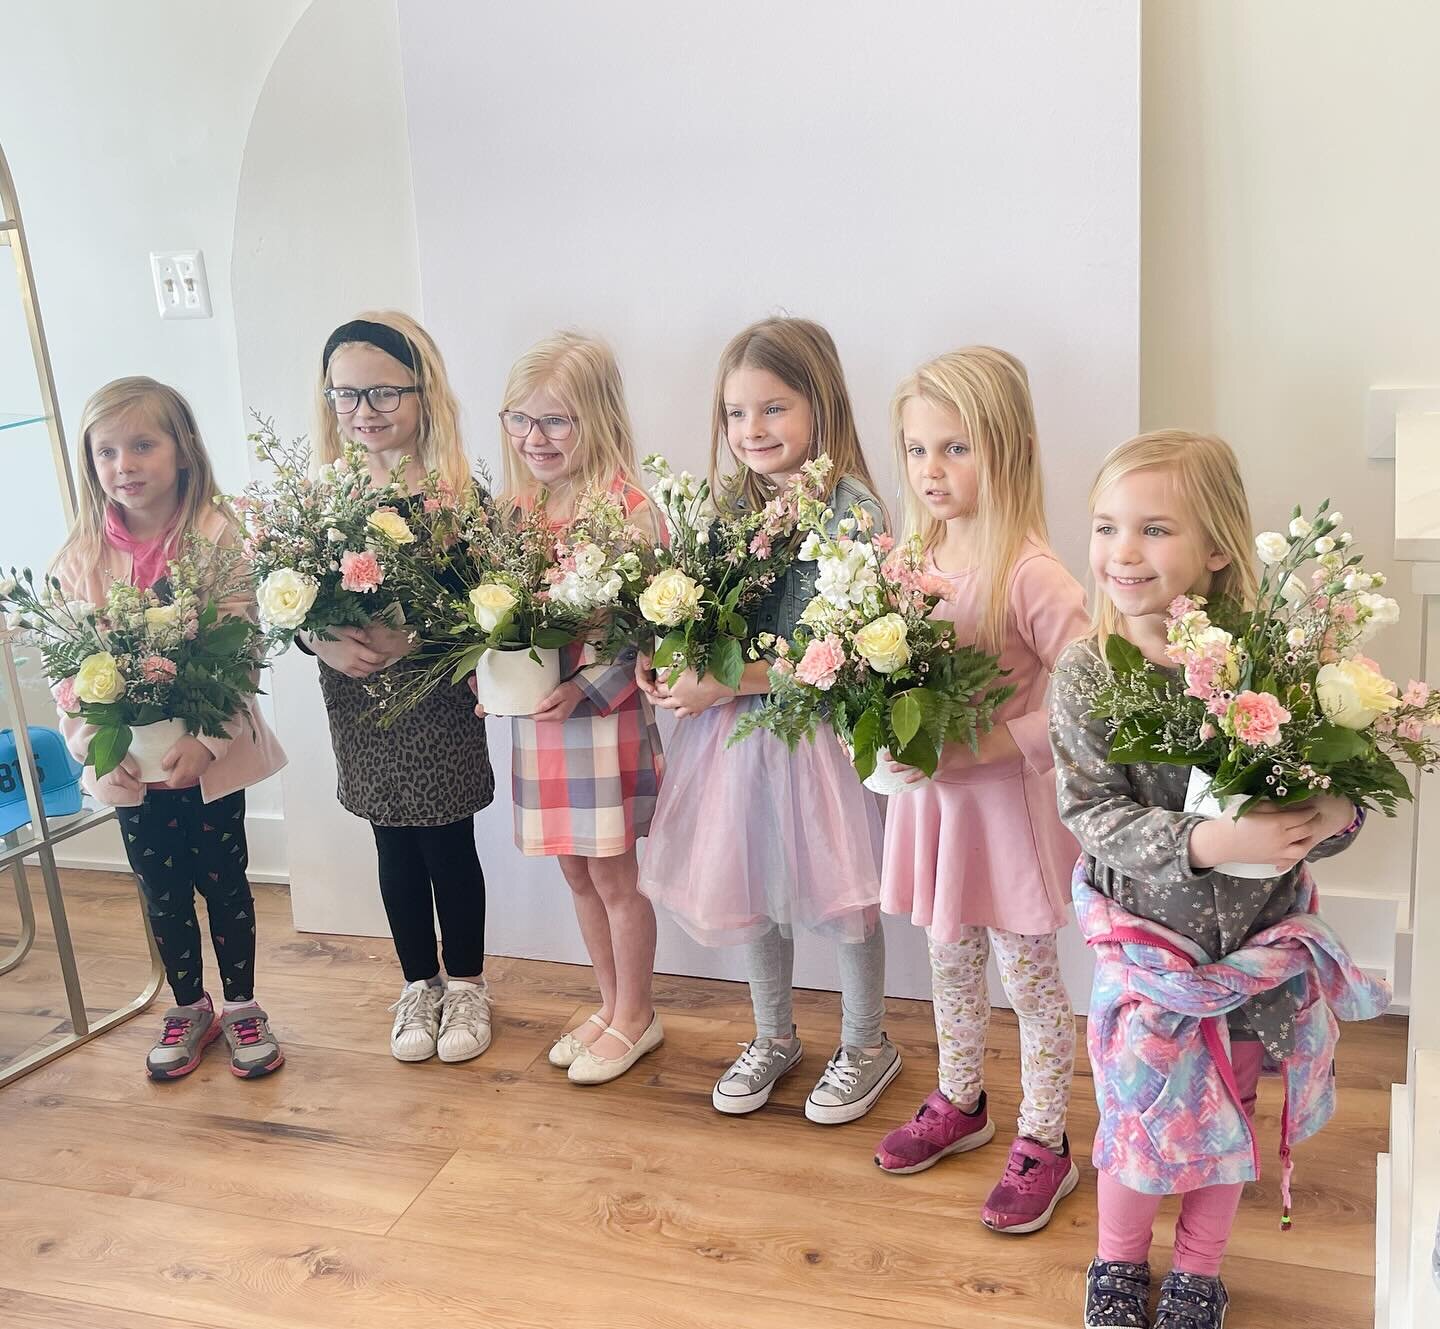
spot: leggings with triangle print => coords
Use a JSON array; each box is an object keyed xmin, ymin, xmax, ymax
[{"xmin": 119, "ymin": 788, "xmax": 256, "ymax": 1005}]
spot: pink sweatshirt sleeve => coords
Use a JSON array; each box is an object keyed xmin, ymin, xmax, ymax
[{"xmin": 1004, "ymin": 554, "xmax": 1090, "ymax": 774}]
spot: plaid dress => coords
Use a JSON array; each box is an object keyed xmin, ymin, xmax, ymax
[{"xmin": 509, "ymin": 482, "xmax": 662, "ymax": 858}]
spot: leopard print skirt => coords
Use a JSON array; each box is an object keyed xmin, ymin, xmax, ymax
[{"xmin": 318, "ymin": 660, "xmax": 494, "ymax": 827}]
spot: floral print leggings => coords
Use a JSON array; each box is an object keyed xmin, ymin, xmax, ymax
[{"xmin": 929, "ymin": 927, "xmax": 1075, "ymax": 1150}]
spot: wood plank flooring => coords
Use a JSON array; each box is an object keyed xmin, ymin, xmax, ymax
[{"xmin": 0, "ymin": 868, "xmax": 1403, "ymax": 1327}]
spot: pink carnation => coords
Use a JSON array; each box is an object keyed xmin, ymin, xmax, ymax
[
  {"xmin": 794, "ymin": 635, "xmax": 846, "ymax": 691},
  {"xmin": 1225, "ymin": 690, "xmax": 1291, "ymax": 747},
  {"xmin": 55, "ymin": 676, "xmax": 78, "ymax": 711},
  {"xmin": 340, "ymin": 549, "xmax": 384, "ymax": 593},
  {"xmin": 1403, "ymin": 679, "xmax": 1431, "ymax": 708},
  {"xmin": 141, "ymin": 655, "xmax": 177, "ymax": 683}
]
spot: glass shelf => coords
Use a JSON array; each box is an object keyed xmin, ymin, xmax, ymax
[{"xmin": 0, "ymin": 413, "xmax": 48, "ymax": 432}]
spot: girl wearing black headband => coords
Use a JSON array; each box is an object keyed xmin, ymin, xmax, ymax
[{"xmin": 303, "ymin": 309, "xmax": 495, "ymax": 1065}]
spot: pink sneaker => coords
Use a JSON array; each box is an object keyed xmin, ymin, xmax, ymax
[
  {"xmin": 874, "ymin": 1088, "xmax": 996, "ymax": 1174},
  {"xmin": 981, "ymin": 1135, "xmax": 1079, "ymax": 1233}
]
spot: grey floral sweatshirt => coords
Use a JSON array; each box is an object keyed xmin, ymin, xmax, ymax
[{"xmin": 1048, "ymin": 638, "xmax": 1360, "ymax": 1058}]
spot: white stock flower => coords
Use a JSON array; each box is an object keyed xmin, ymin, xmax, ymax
[
  {"xmin": 571, "ymin": 543, "xmax": 606, "ymax": 578},
  {"xmin": 815, "ymin": 543, "xmax": 879, "ymax": 608}
]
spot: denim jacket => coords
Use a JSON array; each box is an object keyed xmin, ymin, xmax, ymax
[{"xmin": 750, "ymin": 474, "xmax": 887, "ymax": 641}]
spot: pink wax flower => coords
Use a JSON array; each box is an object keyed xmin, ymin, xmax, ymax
[
  {"xmin": 339, "ymin": 550, "xmax": 384, "ymax": 593},
  {"xmin": 1226, "ymin": 690, "xmax": 1291, "ymax": 747},
  {"xmin": 141, "ymin": 655, "xmax": 178, "ymax": 683},
  {"xmin": 795, "ymin": 635, "xmax": 846, "ymax": 691}
]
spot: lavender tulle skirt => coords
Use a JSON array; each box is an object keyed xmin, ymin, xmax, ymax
[{"xmin": 637, "ymin": 695, "xmax": 884, "ymax": 947}]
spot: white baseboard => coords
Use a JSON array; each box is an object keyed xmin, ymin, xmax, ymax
[{"xmin": 44, "ymin": 811, "xmax": 291, "ymax": 884}]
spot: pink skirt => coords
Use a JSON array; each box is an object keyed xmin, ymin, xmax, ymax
[
  {"xmin": 881, "ymin": 756, "xmax": 1077, "ymax": 939},
  {"xmin": 638, "ymin": 695, "xmax": 884, "ymax": 947}
]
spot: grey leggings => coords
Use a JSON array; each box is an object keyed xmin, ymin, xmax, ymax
[{"xmin": 745, "ymin": 923, "xmax": 886, "ymax": 1048}]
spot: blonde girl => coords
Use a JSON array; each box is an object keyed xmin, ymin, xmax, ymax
[
  {"xmin": 50, "ymin": 377, "xmax": 287, "ymax": 1080},
  {"xmin": 305, "ymin": 312, "xmax": 495, "ymax": 1066},
  {"xmin": 488, "ymin": 331, "xmax": 664, "ymax": 1085},
  {"xmin": 873, "ymin": 348, "xmax": 1087, "ymax": 1236},
  {"xmin": 639, "ymin": 316, "xmax": 901, "ymax": 1126}
]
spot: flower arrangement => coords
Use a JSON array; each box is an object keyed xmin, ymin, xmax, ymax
[
  {"xmin": 1, "ymin": 542, "xmax": 264, "ymax": 777},
  {"xmin": 730, "ymin": 502, "xmax": 1013, "ymax": 783},
  {"xmin": 1072, "ymin": 502, "xmax": 1440, "ymax": 815},
  {"xmin": 633, "ymin": 452, "xmax": 830, "ymax": 689},
  {"xmin": 230, "ymin": 419, "xmax": 413, "ymax": 647}
]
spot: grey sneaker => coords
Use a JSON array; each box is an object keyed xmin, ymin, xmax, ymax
[
  {"xmin": 145, "ymin": 1001, "xmax": 220, "ymax": 1080},
  {"xmin": 1154, "ymin": 1271, "xmax": 1227, "ymax": 1328},
  {"xmin": 712, "ymin": 1032, "xmax": 805, "ymax": 1114},
  {"xmin": 1084, "ymin": 1258, "xmax": 1152, "ymax": 1328},
  {"xmin": 805, "ymin": 1036, "xmax": 903, "ymax": 1124},
  {"xmin": 389, "ymin": 979, "xmax": 442, "ymax": 1062},
  {"xmin": 436, "ymin": 979, "xmax": 492, "ymax": 1063},
  {"xmin": 219, "ymin": 1004, "xmax": 285, "ymax": 1079}
]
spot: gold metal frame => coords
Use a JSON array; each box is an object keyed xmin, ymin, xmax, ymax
[{"xmin": 1, "ymin": 142, "xmax": 164, "ymax": 1087}]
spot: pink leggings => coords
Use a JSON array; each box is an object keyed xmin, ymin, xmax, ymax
[{"xmin": 1096, "ymin": 1040, "xmax": 1263, "ymax": 1278}]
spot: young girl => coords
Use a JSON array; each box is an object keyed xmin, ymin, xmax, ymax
[
  {"xmin": 489, "ymin": 331, "xmax": 664, "ymax": 1085},
  {"xmin": 50, "ymin": 377, "xmax": 287, "ymax": 1081},
  {"xmin": 638, "ymin": 316, "xmax": 899, "ymax": 1124},
  {"xmin": 1050, "ymin": 432, "xmax": 1388, "ymax": 1328},
  {"xmin": 304, "ymin": 312, "xmax": 495, "ymax": 1065},
  {"xmin": 873, "ymin": 348, "xmax": 1087, "ymax": 1235}
]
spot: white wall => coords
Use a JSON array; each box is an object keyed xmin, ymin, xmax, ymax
[
  {"xmin": 1142, "ymin": 1, "xmax": 1440, "ymax": 984},
  {"xmin": 0, "ymin": 0, "xmax": 309, "ymax": 871},
  {"xmin": 387, "ymin": 0, "xmax": 1140, "ymax": 999}
]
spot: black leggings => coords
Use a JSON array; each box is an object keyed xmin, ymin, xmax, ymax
[
  {"xmin": 119, "ymin": 788, "xmax": 256, "ymax": 1006},
  {"xmin": 371, "ymin": 818, "xmax": 487, "ymax": 982}
]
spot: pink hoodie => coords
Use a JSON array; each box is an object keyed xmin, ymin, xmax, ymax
[{"xmin": 48, "ymin": 505, "xmax": 287, "ymax": 807}]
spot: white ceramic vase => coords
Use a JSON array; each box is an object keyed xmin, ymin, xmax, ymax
[
  {"xmin": 1183, "ymin": 765, "xmax": 1275, "ymax": 879},
  {"xmin": 474, "ymin": 647, "xmax": 561, "ymax": 717},
  {"xmin": 126, "ymin": 718, "xmax": 188, "ymax": 783},
  {"xmin": 851, "ymin": 745, "xmax": 926, "ymax": 797}
]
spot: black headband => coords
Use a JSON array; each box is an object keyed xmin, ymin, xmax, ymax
[{"xmin": 322, "ymin": 319, "xmax": 418, "ymax": 374}]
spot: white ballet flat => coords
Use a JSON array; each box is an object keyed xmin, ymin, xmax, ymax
[
  {"xmin": 547, "ymin": 1013, "xmax": 608, "ymax": 1068},
  {"xmin": 567, "ymin": 1014, "xmax": 664, "ymax": 1085}
]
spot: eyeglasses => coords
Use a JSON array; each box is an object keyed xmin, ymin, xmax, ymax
[
  {"xmin": 325, "ymin": 386, "xmax": 420, "ymax": 414},
  {"xmin": 499, "ymin": 410, "xmax": 575, "ymax": 442}
]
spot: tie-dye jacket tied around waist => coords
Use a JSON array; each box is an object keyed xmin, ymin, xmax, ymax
[{"xmin": 1074, "ymin": 865, "xmax": 1390, "ymax": 1201}]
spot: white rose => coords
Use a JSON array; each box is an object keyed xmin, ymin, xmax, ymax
[
  {"xmin": 1314, "ymin": 535, "xmax": 1336, "ymax": 555},
  {"xmin": 853, "ymin": 613, "xmax": 911, "ymax": 674},
  {"xmin": 469, "ymin": 581, "xmax": 518, "ymax": 632},
  {"xmin": 638, "ymin": 568, "xmax": 702, "ymax": 627},
  {"xmin": 1255, "ymin": 532, "xmax": 1290, "ymax": 565},
  {"xmin": 1289, "ymin": 517, "xmax": 1312, "ymax": 539},
  {"xmin": 1316, "ymin": 658, "xmax": 1401, "ymax": 730},
  {"xmin": 257, "ymin": 568, "xmax": 319, "ymax": 631}
]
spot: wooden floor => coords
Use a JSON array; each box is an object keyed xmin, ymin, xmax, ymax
[{"xmin": 0, "ymin": 867, "xmax": 1402, "ymax": 1328}]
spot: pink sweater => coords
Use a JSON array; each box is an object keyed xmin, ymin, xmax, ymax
[{"xmin": 49, "ymin": 506, "xmax": 287, "ymax": 807}]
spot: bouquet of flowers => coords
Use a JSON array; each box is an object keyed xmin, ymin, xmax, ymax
[
  {"xmin": 231, "ymin": 418, "xmax": 414, "ymax": 648},
  {"xmin": 367, "ymin": 478, "xmax": 649, "ymax": 719},
  {"xmin": 634, "ymin": 453, "xmax": 830, "ymax": 689},
  {"xmin": 0, "ymin": 542, "xmax": 263, "ymax": 778},
  {"xmin": 1071, "ymin": 501, "xmax": 1440, "ymax": 819},
  {"xmin": 730, "ymin": 502, "xmax": 1013, "ymax": 788}
]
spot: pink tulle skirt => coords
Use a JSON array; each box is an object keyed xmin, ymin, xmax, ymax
[{"xmin": 638, "ymin": 695, "xmax": 884, "ymax": 947}]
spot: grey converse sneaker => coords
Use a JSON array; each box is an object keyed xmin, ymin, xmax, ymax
[
  {"xmin": 219, "ymin": 1004, "xmax": 285, "ymax": 1079},
  {"xmin": 436, "ymin": 979, "xmax": 492, "ymax": 1063},
  {"xmin": 1084, "ymin": 1258, "xmax": 1152, "ymax": 1328},
  {"xmin": 712, "ymin": 1033, "xmax": 805, "ymax": 1114},
  {"xmin": 804, "ymin": 1036, "xmax": 902, "ymax": 1124},
  {"xmin": 389, "ymin": 979, "xmax": 442, "ymax": 1062},
  {"xmin": 1153, "ymin": 1271, "xmax": 1227, "ymax": 1328},
  {"xmin": 145, "ymin": 1000, "xmax": 220, "ymax": 1080}
]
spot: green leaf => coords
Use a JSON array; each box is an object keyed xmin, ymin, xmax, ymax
[
  {"xmin": 1103, "ymin": 633, "xmax": 1146, "ymax": 676},
  {"xmin": 710, "ymin": 634, "xmax": 744, "ymax": 690},
  {"xmin": 448, "ymin": 645, "xmax": 488, "ymax": 684},
  {"xmin": 890, "ymin": 691, "xmax": 923, "ymax": 750},
  {"xmin": 1304, "ymin": 722, "xmax": 1370, "ymax": 764},
  {"xmin": 88, "ymin": 725, "xmax": 132, "ymax": 779},
  {"xmin": 894, "ymin": 728, "xmax": 938, "ymax": 778},
  {"xmin": 654, "ymin": 632, "xmax": 684, "ymax": 668},
  {"xmin": 531, "ymin": 627, "xmax": 576, "ymax": 650},
  {"xmin": 850, "ymin": 706, "xmax": 883, "ymax": 779}
]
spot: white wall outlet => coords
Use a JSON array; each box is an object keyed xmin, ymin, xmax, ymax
[
  {"xmin": 1367, "ymin": 386, "xmax": 1440, "ymax": 459},
  {"xmin": 149, "ymin": 249, "xmax": 212, "ymax": 320}
]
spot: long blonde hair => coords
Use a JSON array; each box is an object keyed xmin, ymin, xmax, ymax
[
  {"xmin": 315, "ymin": 309, "xmax": 470, "ymax": 495},
  {"xmin": 498, "ymin": 331, "xmax": 642, "ymax": 504},
  {"xmin": 52, "ymin": 376, "xmax": 230, "ymax": 576},
  {"xmin": 892, "ymin": 347, "xmax": 1046, "ymax": 653},
  {"xmin": 1087, "ymin": 430, "xmax": 1259, "ymax": 645},
  {"xmin": 709, "ymin": 316, "xmax": 880, "ymax": 513}
]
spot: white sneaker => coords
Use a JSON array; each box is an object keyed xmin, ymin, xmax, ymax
[
  {"xmin": 437, "ymin": 979, "xmax": 492, "ymax": 1063},
  {"xmin": 389, "ymin": 979, "xmax": 442, "ymax": 1062}
]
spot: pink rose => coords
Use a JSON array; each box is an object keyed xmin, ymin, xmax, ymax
[
  {"xmin": 55, "ymin": 676, "xmax": 78, "ymax": 712},
  {"xmin": 1398, "ymin": 716, "xmax": 1425, "ymax": 742},
  {"xmin": 794, "ymin": 635, "xmax": 846, "ymax": 691},
  {"xmin": 1225, "ymin": 690, "xmax": 1291, "ymax": 747},
  {"xmin": 141, "ymin": 655, "xmax": 177, "ymax": 683},
  {"xmin": 340, "ymin": 550, "xmax": 384, "ymax": 593},
  {"xmin": 1403, "ymin": 679, "xmax": 1432, "ymax": 708}
]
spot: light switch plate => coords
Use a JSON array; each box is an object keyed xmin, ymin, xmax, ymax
[{"xmin": 150, "ymin": 250, "xmax": 212, "ymax": 320}]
